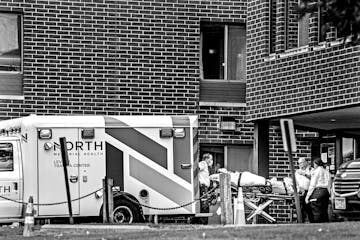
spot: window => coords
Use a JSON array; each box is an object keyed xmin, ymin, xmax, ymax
[
  {"xmin": 200, "ymin": 144, "xmax": 253, "ymax": 173},
  {"xmin": 342, "ymin": 138, "xmax": 355, "ymax": 162},
  {"xmin": 200, "ymin": 23, "xmax": 246, "ymax": 81},
  {"xmin": 287, "ymin": 0, "xmax": 310, "ymax": 49},
  {"xmin": 318, "ymin": 5, "xmax": 351, "ymax": 42},
  {"xmin": 318, "ymin": 6, "xmax": 326, "ymax": 42},
  {"xmin": 199, "ymin": 22, "xmax": 247, "ymax": 103},
  {"xmin": 0, "ymin": 143, "xmax": 14, "ymax": 172},
  {"xmin": 298, "ymin": 12, "xmax": 310, "ymax": 47},
  {"xmin": 269, "ymin": 0, "xmax": 277, "ymax": 53},
  {"xmin": 0, "ymin": 12, "xmax": 22, "ymax": 96},
  {"xmin": 269, "ymin": 0, "xmax": 309, "ymax": 52}
]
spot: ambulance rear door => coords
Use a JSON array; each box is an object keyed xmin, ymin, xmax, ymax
[{"xmin": 37, "ymin": 128, "xmax": 80, "ymax": 216}]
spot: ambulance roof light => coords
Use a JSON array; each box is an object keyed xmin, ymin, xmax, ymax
[
  {"xmin": 81, "ymin": 128, "xmax": 95, "ymax": 139},
  {"xmin": 174, "ymin": 128, "xmax": 185, "ymax": 138},
  {"xmin": 38, "ymin": 129, "xmax": 52, "ymax": 139},
  {"xmin": 160, "ymin": 128, "xmax": 173, "ymax": 138}
]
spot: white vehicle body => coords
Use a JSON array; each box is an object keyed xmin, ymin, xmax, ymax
[{"xmin": 0, "ymin": 115, "xmax": 200, "ymax": 223}]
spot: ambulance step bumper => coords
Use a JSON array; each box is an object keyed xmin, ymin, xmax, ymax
[{"xmin": 195, "ymin": 213, "xmax": 213, "ymax": 217}]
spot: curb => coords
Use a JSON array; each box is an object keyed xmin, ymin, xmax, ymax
[{"xmin": 41, "ymin": 224, "xmax": 153, "ymax": 231}]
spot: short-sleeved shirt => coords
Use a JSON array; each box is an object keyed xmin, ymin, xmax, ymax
[
  {"xmin": 306, "ymin": 166, "xmax": 331, "ymax": 200},
  {"xmin": 309, "ymin": 166, "xmax": 331, "ymax": 191},
  {"xmin": 199, "ymin": 160, "xmax": 210, "ymax": 187},
  {"xmin": 295, "ymin": 167, "xmax": 312, "ymax": 192}
]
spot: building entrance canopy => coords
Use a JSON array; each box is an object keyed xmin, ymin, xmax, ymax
[{"xmin": 275, "ymin": 105, "xmax": 360, "ymax": 137}]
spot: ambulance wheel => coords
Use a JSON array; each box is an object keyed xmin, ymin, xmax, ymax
[{"xmin": 113, "ymin": 199, "xmax": 140, "ymax": 223}]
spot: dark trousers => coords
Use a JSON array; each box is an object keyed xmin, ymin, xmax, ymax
[
  {"xmin": 198, "ymin": 184, "xmax": 210, "ymax": 224},
  {"xmin": 200, "ymin": 184, "xmax": 209, "ymax": 213},
  {"xmin": 309, "ymin": 188, "xmax": 330, "ymax": 223},
  {"xmin": 299, "ymin": 191, "xmax": 314, "ymax": 223}
]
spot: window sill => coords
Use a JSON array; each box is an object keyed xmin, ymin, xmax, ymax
[
  {"xmin": 0, "ymin": 95, "xmax": 24, "ymax": 100},
  {"xmin": 264, "ymin": 46, "xmax": 310, "ymax": 62},
  {"xmin": 313, "ymin": 39, "xmax": 343, "ymax": 51},
  {"xmin": 199, "ymin": 101, "xmax": 246, "ymax": 107},
  {"xmin": 200, "ymin": 79, "xmax": 246, "ymax": 83},
  {"xmin": 278, "ymin": 45, "xmax": 310, "ymax": 58},
  {"xmin": 312, "ymin": 42, "xmax": 327, "ymax": 51},
  {"xmin": 265, "ymin": 38, "xmax": 351, "ymax": 61}
]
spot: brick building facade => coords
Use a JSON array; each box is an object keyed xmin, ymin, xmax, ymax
[
  {"xmin": 1, "ymin": 0, "xmax": 357, "ymax": 223},
  {"xmin": 0, "ymin": 0, "xmax": 262, "ymax": 220},
  {"xmin": 248, "ymin": 0, "xmax": 360, "ymax": 222}
]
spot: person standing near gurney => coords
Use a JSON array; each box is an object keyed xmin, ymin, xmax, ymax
[
  {"xmin": 198, "ymin": 153, "xmax": 214, "ymax": 217},
  {"xmin": 305, "ymin": 158, "xmax": 331, "ymax": 223},
  {"xmin": 295, "ymin": 157, "xmax": 314, "ymax": 223}
]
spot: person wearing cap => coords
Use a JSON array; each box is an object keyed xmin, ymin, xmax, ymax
[
  {"xmin": 305, "ymin": 158, "xmax": 331, "ymax": 223},
  {"xmin": 295, "ymin": 157, "xmax": 313, "ymax": 223}
]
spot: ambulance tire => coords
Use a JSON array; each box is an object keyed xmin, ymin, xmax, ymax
[{"xmin": 113, "ymin": 199, "xmax": 141, "ymax": 224}]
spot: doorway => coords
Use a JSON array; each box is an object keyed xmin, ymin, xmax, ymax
[{"xmin": 200, "ymin": 144, "xmax": 253, "ymax": 174}]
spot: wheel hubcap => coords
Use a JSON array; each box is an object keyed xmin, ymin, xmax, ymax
[{"xmin": 113, "ymin": 206, "xmax": 133, "ymax": 223}]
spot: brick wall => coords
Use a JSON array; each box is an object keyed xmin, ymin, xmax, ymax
[
  {"xmin": 0, "ymin": 0, "xmax": 292, "ymax": 223},
  {"xmin": 246, "ymin": 0, "xmax": 358, "ymax": 222},
  {"xmin": 0, "ymin": 0, "xmax": 305, "ymax": 223},
  {"xmin": 268, "ymin": 127, "xmax": 314, "ymax": 222},
  {"xmin": 0, "ymin": 0, "xmax": 248, "ymax": 119},
  {"xmin": 247, "ymin": 0, "xmax": 360, "ymax": 121},
  {"xmin": 0, "ymin": 0, "xmax": 253, "ymax": 147},
  {"xmin": 198, "ymin": 105, "xmax": 253, "ymax": 145},
  {"xmin": 269, "ymin": 128, "xmax": 313, "ymax": 179}
]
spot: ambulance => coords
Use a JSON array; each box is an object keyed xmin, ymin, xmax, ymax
[{"xmin": 0, "ymin": 115, "xmax": 200, "ymax": 223}]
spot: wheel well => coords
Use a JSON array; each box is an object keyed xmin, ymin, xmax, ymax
[{"xmin": 100, "ymin": 192, "xmax": 145, "ymax": 222}]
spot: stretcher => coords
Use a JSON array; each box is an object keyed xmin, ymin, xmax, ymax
[
  {"xmin": 243, "ymin": 192, "xmax": 294, "ymax": 223},
  {"xmin": 209, "ymin": 170, "xmax": 295, "ymax": 224}
]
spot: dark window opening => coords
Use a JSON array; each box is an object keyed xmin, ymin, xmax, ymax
[
  {"xmin": 200, "ymin": 23, "xmax": 246, "ymax": 81},
  {"xmin": 269, "ymin": 0, "xmax": 277, "ymax": 53},
  {"xmin": 201, "ymin": 25, "xmax": 224, "ymax": 80}
]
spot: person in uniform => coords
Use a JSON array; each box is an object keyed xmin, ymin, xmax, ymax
[
  {"xmin": 198, "ymin": 153, "xmax": 213, "ymax": 216},
  {"xmin": 305, "ymin": 158, "xmax": 331, "ymax": 223},
  {"xmin": 295, "ymin": 157, "xmax": 313, "ymax": 223}
]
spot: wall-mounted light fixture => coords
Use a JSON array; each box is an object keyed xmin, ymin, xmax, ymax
[{"xmin": 219, "ymin": 116, "xmax": 236, "ymax": 131}]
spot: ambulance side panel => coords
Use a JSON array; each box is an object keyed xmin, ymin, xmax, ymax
[{"xmin": 104, "ymin": 116, "xmax": 197, "ymax": 215}]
